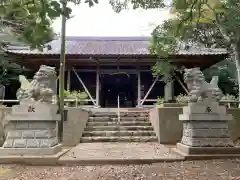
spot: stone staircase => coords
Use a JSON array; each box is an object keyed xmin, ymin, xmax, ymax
[{"xmin": 80, "ymin": 110, "xmax": 158, "ymax": 143}]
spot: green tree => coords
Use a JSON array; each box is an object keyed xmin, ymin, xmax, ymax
[
  {"xmin": 110, "ymin": 0, "xmax": 240, "ymax": 97},
  {"xmin": 0, "ymin": 0, "xmax": 99, "ymax": 48},
  {"xmin": 0, "ymin": 0, "xmax": 100, "ymax": 86},
  {"xmin": 3, "ymin": 0, "xmax": 238, "ymax": 98},
  {"xmin": 1, "ymin": 0, "xmax": 55, "ymax": 48},
  {"xmin": 204, "ymin": 59, "xmax": 237, "ymax": 95},
  {"xmin": 0, "ymin": 0, "xmax": 58, "ymax": 90},
  {"xmin": 0, "ymin": 32, "xmax": 25, "ymax": 100}
]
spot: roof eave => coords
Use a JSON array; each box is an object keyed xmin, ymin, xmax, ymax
[{"xmin": 5, "ymin": 52, "xmax": 229, "ymax": 59}]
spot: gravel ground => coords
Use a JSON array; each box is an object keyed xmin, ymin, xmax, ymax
[
  {"xmin": 0, "ymin": 159, "xmax": 240, "ymax": 180},
  {"xmin": 61, "ymin": 143, "xmax": 182, "ymax": 161}
]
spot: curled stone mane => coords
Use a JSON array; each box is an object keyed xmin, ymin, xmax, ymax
[
  {"xmin": 184, "ymin": 68, "xmax": 205, "ymax": 83},
  {"xmin": 34, "ymin": 65, "xmax": 56, "ymax": 80},
  {"xmin": 183, "ymin": 67, "xmax": 222, "ymax": 102},
  {"xmin": 16, "ymin": 65, "xmax": 57, "ymax": 103}
]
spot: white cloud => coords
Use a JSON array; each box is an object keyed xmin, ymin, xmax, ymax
[{"xmin": 52, "ymin": 1, "xmax": 170, "ymax": 36}]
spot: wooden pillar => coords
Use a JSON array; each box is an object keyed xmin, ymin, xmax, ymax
[
  {"xmin": 67, "ymin": 68, "xmax": 71, "ymax": 91},
  {"xmin": 164, "ymin": 80, "xmax": 174, "ymax": 102},
  {"xmin": 56, "ymin": 76, "xmax": 59, "ymax": 92},
  {"xmin": 137, "ymin": 68, "xmax": 141, "ymax": 107},
  {"xmin": 54, "ymin": 76, "xmax": 59, "ymax": 104},
  {"xmin": 96, "ymin": 66, "xmax": 100, "ymax": 107}
]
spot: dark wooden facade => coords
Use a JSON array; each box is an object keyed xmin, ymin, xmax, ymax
[{"xmin": 5, "ymin": 36, "xmax": 229, "ymax": 107}]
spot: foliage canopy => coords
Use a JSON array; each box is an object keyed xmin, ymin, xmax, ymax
[
  {"xmin": 0, "ymin": 0, "xmax": 100, "ymax": 48},
  {"xmin": 112, "ymin": 0, "xmax": 239, "ymax": 95}
]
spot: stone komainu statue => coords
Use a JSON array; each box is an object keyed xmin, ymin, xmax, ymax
[
  {"xmin": 16, "ymin": 65, "xmax": 57, "ymax": 103},
  {"xmin": 183, "ymin": 67, "xmax": 223, "ymax": 102}
]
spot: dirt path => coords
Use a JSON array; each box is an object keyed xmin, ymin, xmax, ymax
[{"xmin": 0, "ymin": 159, "xmax": 240, "ymax": 180}]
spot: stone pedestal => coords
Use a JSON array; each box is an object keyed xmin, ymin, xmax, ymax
[
  {"xmin": 0, "ymin": 100, "xmax": 62, "ymax": 156},
  {"xmin": 175, "ymin": 101, "xmax": 240, "ymax": 156}
]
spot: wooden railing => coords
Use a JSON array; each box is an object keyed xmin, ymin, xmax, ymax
[
  {"xmin": 141, "ymin": 100, "xmax": 240, "ymax": 108},
  {"xmin": 1, "ymin": 99, "xmax": 240, "ymax": 108},
  {"xmin": 117, "ymin": 95, "xmax": 120, "ymax": 124},
  {"xmin": 0, "ymin": 98, "xmax": 94, "ymax": 108}
]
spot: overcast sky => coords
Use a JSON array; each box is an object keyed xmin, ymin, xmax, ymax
[{"xmin": 52, "ymin": 1, "xmax": 170, "ymax": 36}]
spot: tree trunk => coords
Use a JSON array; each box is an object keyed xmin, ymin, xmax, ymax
[{"xmin": 233, "ymin": 47, "xmax": 240, "ymax": 107}]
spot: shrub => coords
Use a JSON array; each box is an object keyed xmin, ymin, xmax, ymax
[
  {"xmin": 175, "ymin": 94, "xmax": 190, "ymax": 104},
  {"xmin": 220, "ymin": 94, "xmax": 238, "ymax": 108},
  {"xmin": 155, "ymin": 96, "xmax": 164, "ymax": 105},
  {"xmin": 64, "ymin": 90, "xmax": 88, "ymax": 106},
  {"xmin": 221, "ymin": 94, "xmax": 237, "ymax": 101}
]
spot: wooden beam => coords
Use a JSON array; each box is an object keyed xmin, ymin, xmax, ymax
[
  {"xmin": 96, "ymin": 65, "xmax": 100, "ymax": 107},
  {"xmin": 72, "ymin": 67, "xmax": 97, "ymax": 106},
  {"xmin": 73, "ymin": 69, "xmax": 151, "ymax": 73},
  {"xmin": 56, "ymin": 75, "xmax": 59, "ymax": 90},
  {"xmin": 173, "ymin": 74, "xmax": 189, "ymax": 94},
  {"xmin": 67, "ymin": 68, "xmax": 71, "ymax": 91},
  {"xmin": 137, "ymin": 66, "xmax": 141, "ymax": 107},
  {"xmin": 140, "ymin": 99, "xmax": 158, "ymax": 102},
  {"xmin": 94, "ymin": 58, "xmax": 100, "ymax": 65},
  {"xmin": 117, "ymin": 58, "xmax": 120, "ymax": 71},
  {"xmin": 140, "ymin": 77, "xmax": 159, "ymax": 106}
]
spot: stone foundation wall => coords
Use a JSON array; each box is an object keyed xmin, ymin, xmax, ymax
[
  {"xmin": 149, "ymin": 106, "xmax": 240, "ymax": 144},
  {"xmin": 227, "ymin": 108, "xmax": 240, "ymax": 141},
  {"xmin": 63, "ymin": 107, "xmax": 89, "ymax": 146},
  {"xmin": 0, "ymin": 107, "xmax": 89, "ymax": 147},
  {"xmin": 0, "ymin": 106, "xmax": 11, "ymax": 146},
  {"xmin": 181, "ymin": 122, "xmax": 234, "ymax": 147},
  {"xmin": 149, "ymin": 107, "xmax": 183, "ymax": 144},
  {"xmin": 3, "ymin": 121, "xmax": 58, "ymax": 148}
]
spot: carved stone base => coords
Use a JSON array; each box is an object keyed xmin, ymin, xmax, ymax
[
  {"xmin": 3, "ymin": 121, "xmax": 59, "ymax": 148},
  {"xmin": 2, "ymin": 102, "xmax": 61, "ymax": 156},
  {"xmin": 176, "ymin": 143, "xmax": 240, "ymax": 155},
  {"xmin": 181, "ymin": 136, "xmax": 234, "ymax": 147},
  {"xmin": 0, "ymin": 144, "xmax": 62, "ymax": 156},
  {"xmin": 180, "ymin": 102, "xmax": 234, "ymax": 147},
  {"xmin": 181, "ymin": 121, "xmax": 234, "ymax": 147}
]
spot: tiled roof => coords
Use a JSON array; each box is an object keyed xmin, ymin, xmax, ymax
[{"xmin": 5, "ymin": 36, "xmax": 228, "ymax": 56}]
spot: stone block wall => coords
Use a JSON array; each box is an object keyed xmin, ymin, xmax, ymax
[
  {"xmin": 3, "ymin": 121, "xmax": 58, "ymax": 148},
  {"xmin": 0, "ymin": 106, "xmax": 11, "ymax": 146},
  {"xmin": 149, "ymin": 107, "xmax": 183, "ymax": 144},
  {"xmin": 0, "ymin": 107, "xmax": 89, "ymax": 147},
  {"xmin": 227, "ymin": 108, "xmax": 240, "ymax": 141},
  {"xmin": 149, "ymin": 106, "xmax": 240, "ymax": 144},
  {"xmin": 63, "ymin": 107, "xmax": 89, "ymax": 146}
]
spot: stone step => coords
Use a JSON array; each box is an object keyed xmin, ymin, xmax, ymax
[
  {"xmin": 82, "ymin": 131, "xmax": 156, "ymax": 137},
  {"xmin": 88, "ymin": 116, "xmax": 148, "ymax": 122},
  {"xmin": 86, "ymin": 121, "xmax": 152, "ymax": 126},
  {"xmin": 80, "ymin": 136, "xmax": 158, "ymax": 143},
  {"xmin": 89, "ymin": 112, "xmax": 148, "ymax": 117},
  {"xmin": 85, "ymin": 126, "xmax": 154, "ymax": 131}
]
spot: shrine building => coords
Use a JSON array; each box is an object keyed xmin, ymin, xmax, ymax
[{"xmin": 5, "ymin": 36, "xmax": 228, "ymax": 107}]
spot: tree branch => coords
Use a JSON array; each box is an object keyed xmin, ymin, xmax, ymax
[
  {"xmin": 204, "ymin": 3, "xmax": 231, "ymax": 46},
  {"xmin": 0, "ymin": 19, "xmax": 24, "ymax": 28}
]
